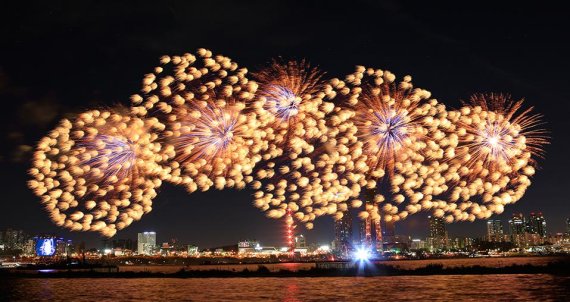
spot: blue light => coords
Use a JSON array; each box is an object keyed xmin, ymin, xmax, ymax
[
  {"xmin": 35, "ymin": 238, "xmax": 56, "ymax": 256},
  {"xmin": 354, "ymin": 247, "xmax": 370, "ymax": 261}
]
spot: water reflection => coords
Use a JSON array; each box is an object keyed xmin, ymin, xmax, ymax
[{"xmin": 2, "ymin": 275, "xmax": 569, "ymax": 301}]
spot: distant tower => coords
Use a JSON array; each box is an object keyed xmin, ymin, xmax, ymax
[
  {"xmin": 486, "ymin": 220, "xmax": 504, "ymax": 242},
  {"xmin": 566, "ymin": 218, "xmax": 570, "ymax": 235},
  {"xmin": 428, "ymin": 216, "xmax": 447, "ymax": 251},
  {"xmin": 334, "ymin": 212, "xmax": 353, "ymax": 257},
  {"xmin": 285, "ymin": 209, "xmax": 295, "ymax": 253},
  {"xmin": 360, "ymin": 215, "xmax": 382, "ymax": 252}
]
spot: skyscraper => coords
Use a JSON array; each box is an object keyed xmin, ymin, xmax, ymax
[
  {"xmin": 1, "ymin": 229, "xmax": 26, "ymax": 250},
  {"xmin": 137, "ymin": 232, "xmax": 156, "ymax": 255},
  {"xmin": 509, "ymin": 213, "xmax": 526, "ymax": 247},
  {"xmin": 360, "ymin": 215, "xmax": 382, "ymax": 252},
  {"xmin": 486, "ymin": 220, "xmax": 504, "ymax": 242},
  {"xmin": 334, "ymin": 213, "xmax": 352, "ymax": 258},
  {"xmin": 527, "ymin": 212, "xmax": 547, "ymax": 237},
  {"xmin": 566, "ymin": 218, "xmax": 570, "ymax": 234},
  {"xmin": 381, "ymin": 220, "xmax": 396, "ymax": 247},
  {"xmin": 427, "ymin": 216, "xmax": 447, "ymax": 251}
]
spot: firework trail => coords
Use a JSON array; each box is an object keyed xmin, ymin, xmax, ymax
[
  {"xmin": 131, "ymin": 49, "xmax": 264, "ymax": 192},
  {"xmin": 28, "ymin": 109, "xmax": 170, "ymax": 237}
]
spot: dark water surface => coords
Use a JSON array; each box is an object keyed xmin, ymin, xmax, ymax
[{"xmin": 2, "ymin": 274, "xmax": 569, "ymax": 301}]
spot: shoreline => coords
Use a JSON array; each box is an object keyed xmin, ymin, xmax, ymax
[{"xmin": 3, "ymin": 259, "xmax": 569, "ymax": 278}]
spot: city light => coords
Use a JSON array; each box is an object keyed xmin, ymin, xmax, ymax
[{"xmin": 354, "ymin": 247, "xmax": 371, "ymax": 262}]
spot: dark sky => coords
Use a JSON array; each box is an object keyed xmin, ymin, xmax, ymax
[{"xmin": 1, "ymin": 1, "xmax": 568, "ymax": 249}]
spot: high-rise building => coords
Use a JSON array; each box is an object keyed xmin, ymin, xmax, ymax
[
  {"xmin": 333, "ymin": 213, "xmax": 353, "ymax": 257},
  {"xmin": 527, "ymin": 212, "xmax": 547, "ymax": 237},
  {"xmin": 112, "ymin": 239, "xmax": 135, "ymax": 251},
  {"xmin": 427, "ymin": 216, "xmax": 448, "ymax": 251},
  {"xmin": 509, "ymin": 213, "xmax": 526, "ymax": 247},
  {"xmin": 1, "ymin": 229, "xmax": 26, "ymax": 250},
  {"xmin": 509, "ymin": 213, "xmax": 526, "ymax": 234},
  {"xmin": 381, "ymin": 220, "xmax": 396, "ymax": 247},
  {"xmin": 566, "ymin": 218, "xmax": 570, "ymax": 234},
  {"xmin": 295, "ymin": 234, "xmax": 307, "ymax": 249},
  {"xmin": 360, "ymin": 215, "xmax": 382, "ymax": 252},
  {"xmin": 137, "ymin": 232, "xmax": 156, "ymax": 255},
  {"xmin": 486, "ymin": 220, "xmax": 504, "ymax": 242}
]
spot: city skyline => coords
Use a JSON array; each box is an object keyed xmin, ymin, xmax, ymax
[{"xmin": 2, "ymin": 210, "xmax": 568, "ymax": 250}]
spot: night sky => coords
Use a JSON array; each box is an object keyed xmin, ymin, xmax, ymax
[{"xmin": 1, "ymin": 1, "xmax": 568, "ymax": 249}]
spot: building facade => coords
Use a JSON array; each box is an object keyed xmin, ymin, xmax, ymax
[
  {"xmin": 427, "ymin": 216, "xmax": 448, "ymax": 251},
  {"xmin": 333, "ymin": 213, "xmax": 352, "ymax": 258},
  {"xmin": 486, "ymin": 220, "xmax": 505, "ymax": 242},
  {"xmin": 527, "ymin": 212, "xmax": 547, "ymax": 238},
  {"xmin": 137, "ymin": 232, "xmax": 156, "ymax": 255}
]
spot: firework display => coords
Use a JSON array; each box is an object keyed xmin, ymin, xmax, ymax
[
  {"xmin": 326, "ymin": 67, "xmax": 458, "ymax": 223},
  {"xmin": 130, "ymin": 49, "xmax": 264, "ymax": 192},
  {"xmin": 250, "ymin": 61, "xmax": 352, "ymax": 228},
  {"xmin": 28, "ymin": 48, "xmax": 548, "ymax": 237},
  {"xmin": 251, "ymin": 105, "xmax": 368, "ymax": 229},
  {"xmin": 28, "ymin": 109, "xmax": 170, "ymax": 237},
  {"xmin": 433, "ymin": 94, "xmax": 548, "ymax": 222}
]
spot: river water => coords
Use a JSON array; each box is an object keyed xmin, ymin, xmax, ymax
[{"xmin": 2, "ymin": 275, "xmax": 569, "ymax": 301}]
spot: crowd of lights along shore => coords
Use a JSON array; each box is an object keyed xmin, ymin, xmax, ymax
[{"xmin": 28, "ymin": 48, "xmax": 549, "ymax": 237}]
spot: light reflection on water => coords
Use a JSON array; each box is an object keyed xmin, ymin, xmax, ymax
[{"xmin": 2, "ymin": 275, "xmax": 569, "ymax": 301}]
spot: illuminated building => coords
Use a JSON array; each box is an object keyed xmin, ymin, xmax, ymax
[
  {"xmin": 509, "ymin": 213, "xmax": 526, "ymax": 247},
  {"xmin": 137, "ymin": 232, "xmax": 156, "ymax": 255},
  {"xmin": 238, "ymin": 240, "xmax": 260, "ymax": 254},
  {"xmin": 1, "ymin": 229, "xmax": 26, "ymax": 250},
  {"xmin": 384, "ymin": 235, "xmax": 411, "ymax": 252},
  {"xmin": 427, "ymin": 216, "xmax": 448, "ymax": 251},
  {"xmin": 360, "ymin": 215, "xmax": 382, "ymax": 252},
  {"xmin": 112, "ymin": 239, "xmax": 135, "ymax": 251},
  {"xmin": 381, "ymin": 220, "xmax": 396, "ymax": 249},
  {"xmin": 294, "ymin": 234, "xmax": 308, "ymax": 254},
  {"xmin": 528, "ymin": 212, "xmax": 547, "ymax": 238},
  {"xmin": 56, "ymin": 239, "xmax": 73, "ymax": 257},
  {"xmin": 450, "ymin": 237, "xmax": 474, "ymax": 250},
  {"xmin": 23, "ymin": 239, "xmax": 35, "ymax": 256},
  {"xmin": 187, "ymin": 245, "xmax": 199, "ymax": 256},
  {"xmin": 546, "ymin": 233, "xmax": 566, "ymax": 245},
  {"xmin": 285, "ymin": 209, "xmax": 295, "ymax": 253},
  {"xmin": 486, "ymin": 220, "xmax": 505, "ymax": 242},
  {"xmin": 566, "ymin": 218, "xmax": 570, "ymax": 234},
  {"xmin": 333, "ymin": 213, "xmax": 353, "ymax": 258},
  {"xmin": 410, "ymin": 239, "xmax": 426, "ymax": 250},
  {"xmin": 160, "ymin": 242, "xmax": 174, "ymax": 256}
]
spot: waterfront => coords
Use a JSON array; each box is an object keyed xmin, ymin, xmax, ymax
[
  {"xmin": 117, "ymin": 256, "xmax": 565, "ymax": 273},
  {"xmin": 2, "ymin": 275, "xmax": 569, "ymax": 301}
]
